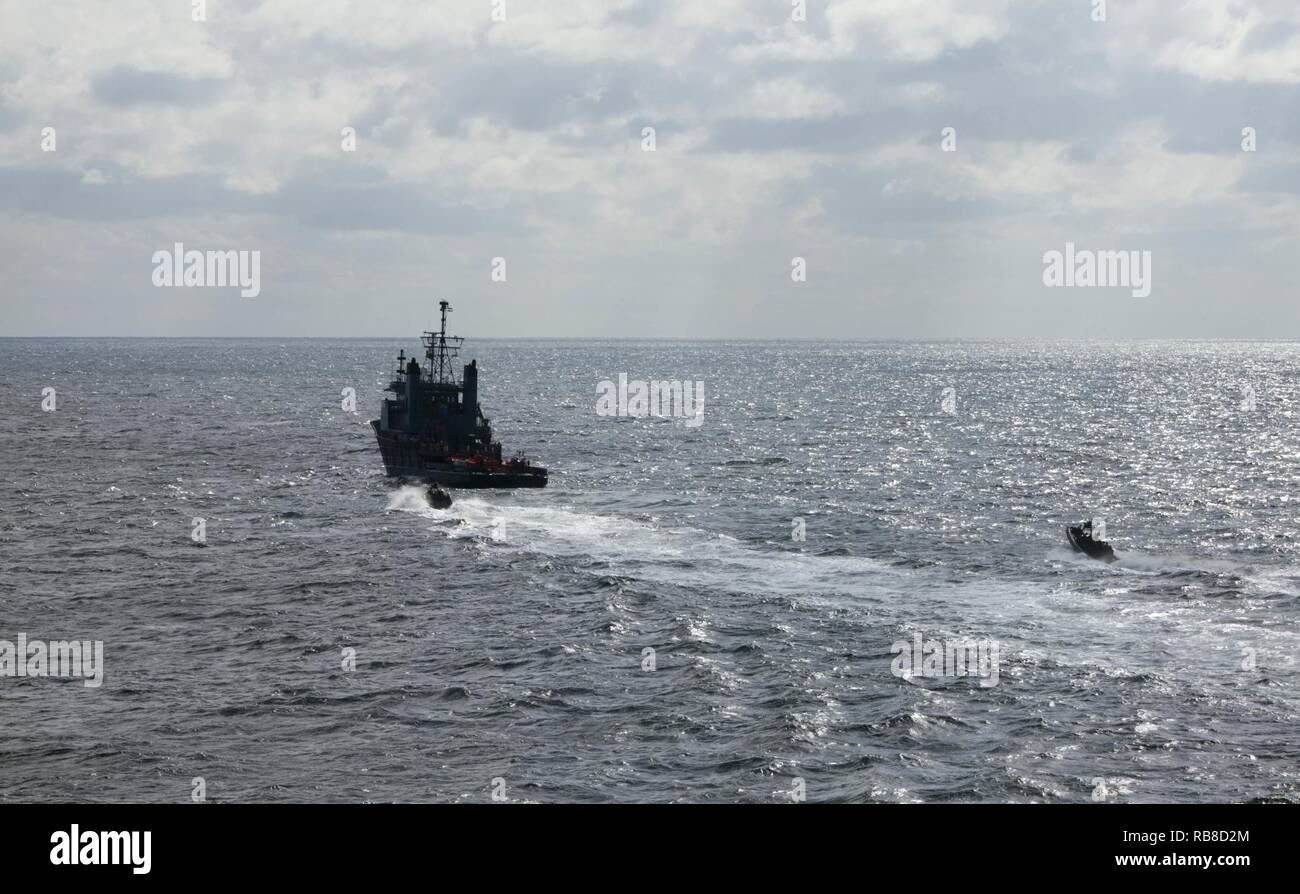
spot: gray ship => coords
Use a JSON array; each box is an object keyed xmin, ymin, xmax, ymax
[{"xmin": 372, "ymin": 301, "xmax": 547, "ymax": 488}]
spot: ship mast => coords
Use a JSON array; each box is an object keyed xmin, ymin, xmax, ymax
[
  {"xmin": 435, "ymin": 300, "xmax": 451, "ymax": 382},
  {"xmin": 422, "ymin": 299, "xmax": 463, "ymax": 385}
]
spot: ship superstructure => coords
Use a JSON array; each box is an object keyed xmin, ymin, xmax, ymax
[{"xmin": 372, "ymin": 301, "xmax": 547, "ymax": 488}]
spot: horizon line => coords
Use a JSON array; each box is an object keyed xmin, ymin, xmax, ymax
[{"xmin": 4, "ymin": 335, "xmax": 1300, "ymax": 343}]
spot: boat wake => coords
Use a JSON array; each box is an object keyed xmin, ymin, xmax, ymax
[
  {"xmin": 386, "ymin": 485, "xmax": 439, "ymax": 515},
  {"xmin": 1054, "ymin": 544, "xmax": 1300, "ymax": 599},
  {"xmin": 383, "ymin": 487, "xmax": 1300, "ymax": 681},
  {"xmin": 386, "ymin": 486, "xmax": 901, "ymax": 601}
]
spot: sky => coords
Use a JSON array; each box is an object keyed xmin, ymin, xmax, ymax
[{"xmin": 0, "ymin": 0, "xmax": 1298, "ymax": 338}]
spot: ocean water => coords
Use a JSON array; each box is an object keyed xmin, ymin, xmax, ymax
[{"xmin": 2, "ymin": 338, "xmax": 1298, "ymax": 803}]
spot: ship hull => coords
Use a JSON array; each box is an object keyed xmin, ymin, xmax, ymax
[
  {"xmin": 391, "ymin": 466, "xmax": 548, "ymax": 488},
  {"xmin": 373, "ymin": 425, "xmax": 547, "ymax": 488}
]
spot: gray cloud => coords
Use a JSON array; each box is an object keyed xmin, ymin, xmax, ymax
[
  {"xmin": 91, "ymin": 66, "xmax": 225, "ymax": 107},
  {"xmin": 0, "ymin": 165, "xmax": 243, "ymax": 219},
  {"xmin": 269, "ymin": 165, "xmax": 509, "ymax": 234}
]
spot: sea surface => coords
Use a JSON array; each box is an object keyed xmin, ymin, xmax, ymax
[{"xmin": 2, "ymin": 338, "xmax": 1298, "ymax": 803}]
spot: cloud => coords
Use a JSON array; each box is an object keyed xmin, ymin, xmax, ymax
[
  {"xmin": 1113, "ymin": 0, "xmax": 1300, "ymax": 84},
  {"xmin": 0, "ymin": 0, "xmax": 1296, "ymax": 336},
  {"xmin": 91, "ymin": 66, "xmax": 225, "ymax": 107}
]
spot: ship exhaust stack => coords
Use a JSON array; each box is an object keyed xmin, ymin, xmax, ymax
[
  {"xmin": 463, "ymin": 360, "xmax": 478, "ymax": 418},
  {"xmin": 405, "ymin": 358, "xmax": 421, "ymax": 429}
]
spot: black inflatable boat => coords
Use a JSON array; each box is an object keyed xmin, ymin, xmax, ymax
[{"xmin": 1066, "ymin": 522, "xmax": 1116, "ymax": 562}]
